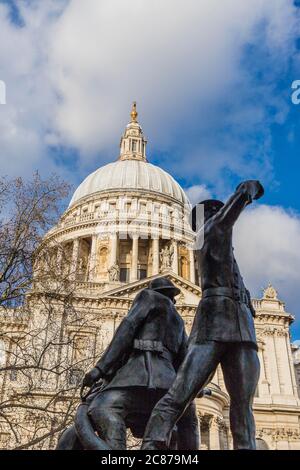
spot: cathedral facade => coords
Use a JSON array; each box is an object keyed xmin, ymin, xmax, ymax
[{"xmin": 1, "ymin": 104, "xmax": 300, "ymax": 450}]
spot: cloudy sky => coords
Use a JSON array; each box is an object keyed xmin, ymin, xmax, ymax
[{"xmin": 0, "ymin": 0, "xmax": 300, "ymax": 338}]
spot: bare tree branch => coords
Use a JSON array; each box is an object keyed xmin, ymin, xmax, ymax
[{"xmin": 0, "ymin": 173, "xmax": 107, "ymax": 449}]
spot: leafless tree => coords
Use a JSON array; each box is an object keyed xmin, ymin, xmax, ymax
[
  {"xmin": 0, "ymin": 172, "xmax": 70, "ymax": 307},
  {"xmin": 0, "ymin": 173, "xmax": 104, "ymax": 449}
]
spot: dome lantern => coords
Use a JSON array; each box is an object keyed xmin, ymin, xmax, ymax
[
  {"xmin": 68, "ymin": 102, "xmax": 191, "ymax": 207},
  {"xmin": 119, "ymin": 102, "xmax": 147, "ymax": 162}
]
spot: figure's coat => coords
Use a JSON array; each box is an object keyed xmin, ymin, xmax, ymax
[
  {"xmin": 96, "ymin": 288, "xmax": 188, "ymax": 390},
  {"xmin": 190, "ymin": 181, "xmax": 264, "ymax": 347}
]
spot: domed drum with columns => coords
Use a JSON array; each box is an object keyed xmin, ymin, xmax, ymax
[{"xmin": 51, "ymin": 102, "xmax": 196, "ymax": 289}]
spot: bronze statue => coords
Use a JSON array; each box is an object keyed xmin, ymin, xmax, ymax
[
  {"xmin": 142, "ymin": 180, "xmax": 264, "ymax": 450},
  {"xmin": 56, "ymin": 277, "xmax": 199, "ymax": 450}
]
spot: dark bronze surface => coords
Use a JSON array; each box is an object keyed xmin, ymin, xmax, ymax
[
  {"xmin": 56, "ymin": 278, "xmax": 199, "ymax": 450},
  {"xmin": 142, "ymin": 180, "xmax": 264, "ymax": 450}
]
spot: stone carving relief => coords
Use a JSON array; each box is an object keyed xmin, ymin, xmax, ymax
[
  {"xmin": 160, "ymin": 243, "xmax": 174, "ymax": 271},
  {"xmin": 257, "ymin": 427, "xmax": 300, "ymax": 443},
  {"xmin": 262, "ymin": 326, "xmax": 288, "ymax": 337},
  {"xmin": 177, "ymin": 292, "xmax": 185, "ymax": 305},
  {"xmin": 263, "ymin": 284, "xmax": 278, "ymax": 300},
  {"xmin": 108, "ymin": 263, "xmax": 120, "ymax": 282}
]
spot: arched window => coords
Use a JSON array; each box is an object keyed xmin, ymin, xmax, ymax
[
  {"xmin": 132, "ymin": 139, "xmax": 138, "ymax": 152},
  {"xmin": 180, "ymin": 256, "xmax": 190, "ymax": 280}
]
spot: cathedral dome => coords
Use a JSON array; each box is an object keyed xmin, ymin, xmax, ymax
[
  {"xmin": 69, "ymin": 103, "xmax": 190, "ymax": 208},
  {"xmin": 69, "ymin": 159, "xmax": 190, "ymax": 207}
]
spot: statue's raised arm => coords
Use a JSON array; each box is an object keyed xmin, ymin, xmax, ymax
[
  {"xmin": 142, "ymin": 180, "xmax": 264, "ymax": 451},
  {"xmin": 213, "ymin": 180, "xmax": 264, "ymax": 230}
]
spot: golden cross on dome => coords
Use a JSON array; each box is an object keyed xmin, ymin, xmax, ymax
[{"xmin": 130, "ymin": 101, "xmax": 138, "ymax": 122}]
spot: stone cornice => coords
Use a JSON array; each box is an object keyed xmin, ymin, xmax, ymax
[
  {"xmin": 254, "ymin": 310, "xmax": 294, "ymax": 326},
  {"xmin": 254, "ymin": 403, "xmax": 300, "ymax": 413},
  {"xmin": 25, "ymin": 284, "xmax": 293, "ymax": 325},
  {"xmin": 45, "ymin": 218, "xmax": 195, "ymax": 245},
  {"xmin": 45, "ymin": 187, "xmax": 194, "ymax": 244}
]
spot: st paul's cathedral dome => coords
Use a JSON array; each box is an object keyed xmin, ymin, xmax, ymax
[{"xmin": 69, "ymin": 103, "xmax": 190, "ymax": 208}]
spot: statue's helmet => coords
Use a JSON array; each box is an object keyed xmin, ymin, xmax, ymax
[
  {"xmin": 190, "ymin": 199, "xmax": 224, "ymax": 232},
  {"xmin": 149, "ymin": 277, "xmax": 181, "ymax": 297}
]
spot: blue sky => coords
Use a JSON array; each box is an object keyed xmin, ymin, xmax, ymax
[{"xmin": 0, "ymin": 0, "xmax": 300, "ymax": 338}]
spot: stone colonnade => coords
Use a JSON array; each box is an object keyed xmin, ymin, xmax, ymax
[
  {"xmin": 62, "ymin": 232, "xmax": 196, "ymax": 283},
  {"xmin": 198, "ymin": 413, "xmax": 229, "ymax": 450}
]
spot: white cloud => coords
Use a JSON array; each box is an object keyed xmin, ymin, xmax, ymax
[
  {"xmin": 48, "ymin": 1, "xmax": 298, "ymax": 158},
  {"xmin": 0, "ymin": 0, "xmax": 298, "ymax": 183},
  {"xmin": 0, "ymin": 1, "xmax": 65, "ymax": 177},
  {"xmin": 185, "ymin": 185, "xmax": 212, "ymax": 206},
  {"xmin": 234, "ymin": 204, "xmax": 300, "ymax": 325}
]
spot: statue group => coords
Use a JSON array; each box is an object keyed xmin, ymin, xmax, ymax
[{"xmin": 56, "ymin": 180, "xmax": 264, "ymax": 451}]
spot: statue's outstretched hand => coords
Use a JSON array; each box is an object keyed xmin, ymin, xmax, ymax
[
  {"xmin": 82, "ymin": 367, "xmax": 102, "ymax": 387},
  {"xmin": 236, "ymin": 180, "xmax": 264, "ymax": 202}
]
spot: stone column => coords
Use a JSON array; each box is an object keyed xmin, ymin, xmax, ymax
[
  {"xmin": 197, "ymin": 414, "xmax": 204, "ymax": 450},
  {"xmin": 189, "ymin": 248, "xmax": 196, "ymax": 284},
  {"xmin": 152, "ymin": 237, "xmax": 160, "ymax": 275},
  {"xmin": 89, "ymin": 235, "xmax": 98, "ymax": 281},
  {"xmin": 209, "ymin": 417, "xmax": 221, "ymax": 450},
  {"xmin": 278, "ymin": 332, "xmax": 294, "ymax": 395},
  {"xmin": 109, "ymin": 233, "xmax": 118, "ymax": 267},
  {"xmin": 199, "ymin": 414, "xmax": 210, "ymax": 450},
  {"xmin": 172, "ymin": 240, "xmax": 179, "ymax": 274},
  {"xmin": 258, "ymin": 347, "xmax": 270, "ymax": 396},
  {"xmin": 131, "ymin": 235, "xmax": 139, "ymax": 281},
  {"xmin": 71, "ymin": 238, "xmax": 80, "ymax": 280},
  {"xmin": 228, "ymin": 433, "xmax": 234, "ymax": 450},
  {"xmin": 273, "ymin": 331, "xmax": 285, "ymax": 394},
  {"xmin": 285, "ymin": 333, "xmax": 299, "ymax": 398},
  {"xmin": 264, "ymin": 331, "xmax": 280, "ymax": 395},
  {"xmin": 219, "ymin": 423, "xmax": 229, "ymax": 450}
]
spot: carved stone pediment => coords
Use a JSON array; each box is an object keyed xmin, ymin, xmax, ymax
[{"xmin": 100, "ymin": 272, "xmax": 201, "ymax": 307}]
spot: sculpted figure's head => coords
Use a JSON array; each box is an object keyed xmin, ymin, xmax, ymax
[
  {"xmin": 149, "ymin": 277, "xmax": 181, "ymax": 303},
  {"xmin": 190, "ymin": 199, "xmax": 224, "ymax": 232}
]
